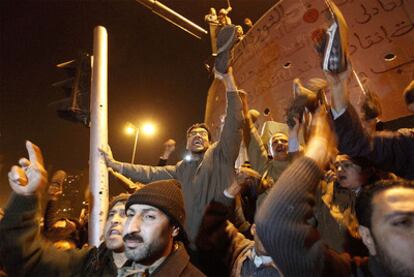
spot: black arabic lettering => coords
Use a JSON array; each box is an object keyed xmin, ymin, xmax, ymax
[
  {"xmin": 252, "ymin": 27, "xmax": 261, "ymax": 46},
  {"xmin": 371, "ymin": 7, "xmax": 379, "ymax": 15},
  {"xmin": 390, "ymin": 21, "xmax": 414, "ymax": 38},
  {"xmin": 379, "ymin": 25, "xmax": 392, "ymax": 43},
  {"xmin": 353, "ymin": 25, "xmax": 394, "ymax": 50},
  {"xmin": 349, "ymin": 44, "xmax": 358, "ymax": 55},
  {"xmin": 266, "ymin": 10, "xmax": 281, "ymax": 32},
  {"xmin": 370, "ymin": 59, "xmax": 414, "ymax": 74},
  {"xmin": 354, "ymin": 32, "xmax": 375, "ymax": 49},
  {"xmin": 355, "ymin": 4, "xmax": 372, "ymax": 24},
  {"xmin": 259, "ymin": 6, "xmax": 284, "ymax": 43},
  {"xmin": 260, "ymin": 24, "xmax": 270, "ymax": 43},
  {"xmin": 377, "ymin": 0, "xmax": 404, "ymax": 12}
]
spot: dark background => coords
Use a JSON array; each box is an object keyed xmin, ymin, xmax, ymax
[{"xmin": 0, "ymin": 0, "xmax": 276, "ymax": 207}]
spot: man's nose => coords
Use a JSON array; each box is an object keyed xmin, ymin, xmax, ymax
[
  {"xmin": 126, "ymin": 215, "xmax": 142, "ymax": 234},
  {"xmin": 111, "ymin": 213, "xmax": 123, "ymax": 225}
]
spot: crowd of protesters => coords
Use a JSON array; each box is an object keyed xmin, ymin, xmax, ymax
[{"xmin": 1, "ymin": 3, "xmax": 414, "ymax": 277}]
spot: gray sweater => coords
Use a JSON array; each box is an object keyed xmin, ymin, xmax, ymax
[{"xmin": 120, "ymin": 90, "xmax": 243, "ymax": 247}]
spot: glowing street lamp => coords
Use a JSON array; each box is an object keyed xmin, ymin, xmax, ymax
[
  {"xmin": 142, "ymin": 122, "xmax": 155, "ymax": 136},
  {"xmin": 124, "ymin": 121, "xmax": 156, "ymax": 163}
]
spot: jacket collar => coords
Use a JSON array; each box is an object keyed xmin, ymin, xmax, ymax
[{"xmin": 150, "ymin": 242, "xmax": 191, "ymax": 276}]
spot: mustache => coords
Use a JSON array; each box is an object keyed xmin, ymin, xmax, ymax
[
  {"xmin": 276, "ymin": 145, "xmax": 285, "ymax": 151},
  {"xmin": 123, "ymin": 232, "xmax": 144, "ymax": 243}
]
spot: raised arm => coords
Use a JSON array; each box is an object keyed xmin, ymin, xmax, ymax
[
  {"xmin": 99, "ymin": 144, "xmax": 177, "ymax": 183},
  {"xmin": 327, "ymin": 68, "xmax": 414, "ymax": 178},
  {"xmin": 327, "ymin": 69, "xmax": 350, "ymax": 114},
  {"xmin": 256, "ymin": 110, "xmax": 340, "ymax": 275},
  {"xmin": 108, "ymin": 168, "xmax": 143, "ymax": 193},
  {"xmin": 326, "ymin": 68, "xmax": 371, "ymax": 157},
  {"xmin": 0, "ymin": 141, "xmax": 88, "ymax": 276},
  {"xmin": 215, "ymin": 67, "xmax": 244, "ymax": 163},
  {"xmin": 240, "ymin": 93, "xmax": 270, "ymax": 174}
]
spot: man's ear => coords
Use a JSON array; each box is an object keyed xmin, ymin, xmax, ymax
[
  {"xmin": 358, "ymin": 225, "xmax": 377, "ymax": 255},
  {"xmin": 250, "ymin": 223, "xmax": 257, "ymax": 237},
  {"xmin": 172, "ymin": 226, "xmax": 180, "ymax": 238}
]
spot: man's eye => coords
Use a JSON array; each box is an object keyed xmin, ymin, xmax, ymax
[
  {"xmin": 392, "ymin": 217, "xmax": 413, "ymax": 228},
  {"xmin": 144, "ymin": 214, "xmax": 156, "ymax": 220},
  {"xmin": 126, "ymin": 211, "xmax": 134, "ymax": 217}
]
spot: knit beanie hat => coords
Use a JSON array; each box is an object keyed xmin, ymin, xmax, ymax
[{"xmin": 125, "ymin": 179, "xmax": 186, "ymax": 234}]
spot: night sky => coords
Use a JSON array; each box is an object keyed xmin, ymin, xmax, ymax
[{"xmin": 0, "ymin": 0, "xmax": 276, "ymax": 207}]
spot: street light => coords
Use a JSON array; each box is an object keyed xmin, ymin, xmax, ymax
[{"xmin": 124, "ymin": 121, "xmax": 156, "ymax": 163}]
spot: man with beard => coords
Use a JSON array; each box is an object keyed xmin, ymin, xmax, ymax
[
  {"xmin": 119, "ymin": 179, "xmax": 204, "ymax": 276},
  {"xmin": 99, "ymin": 68, "xmax": 243, "ymax": 251},
  {"xmin": 0, "ymin": 141, "xmax": 130, "ymax": 276},
  {"xmin": 256, "ymin": 110, "xmax": 414, "ymax": 276}
]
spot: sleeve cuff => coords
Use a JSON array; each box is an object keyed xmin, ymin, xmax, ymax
[
  {"xmin": 331, "ymin": 107, "xmax": 347, "ymax": 120},
  {"xmin": 288, "ymin": 137, "xmax": 300, "ymax": 153},
  {"xmin": 223, "ymin": 189, "xmax": 235, "ymax": 199}
]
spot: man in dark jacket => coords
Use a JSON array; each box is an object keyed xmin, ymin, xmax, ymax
[
  {"xmin": 119, "ymin": 179, "xmax": 204, "ymax": 276},
  {"xmin": 197, "ymin": 201, "xmax": 282, "ymax": 277},
  {"xmin": 256, "ymin": 111, "xmax": 414, "ymax": 276},
  {"xmin": 327, "ymin": 69, "xmax": 414, "ymax": 179},
  {"xmin": 0, "ymin": 141, "xmax": 129, "ymax": 276}
]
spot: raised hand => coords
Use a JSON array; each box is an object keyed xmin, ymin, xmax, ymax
[
  {"xmin": 161, "ymin": 139, "xmax": 176, "ymax": 159},
  {"xmin": 304, "ymin": 109, "xmax": 337, "ymax": 169},
  {"xmin": 8, "ymin": 141, "xmax": 48, "ymax": 196},
  {"xmin": 98, "ymin": 145, "xmax": 115, "ymax": 165},
  {"xmin": 98, "ymin": 144, "xmax": 122, "ymax": 172},
  {"xmin": 214, "ymin": 67, "xmax": 238, "ymax": 92}
]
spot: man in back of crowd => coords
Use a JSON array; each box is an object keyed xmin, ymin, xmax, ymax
[
  {"xmin": 256, "ymin": 110, "xmax": 414, "ymax": 276},
  {"xmin": 0, "ymin": 141, "xmax": 129, "ymax": 276},
  {"xmin": 315, "ymin": 154, "xmax": 379, "ymax": 256},
  {"xmin": 240, "ymin": 93, "xmax": 301, "ymax": 208},
  {"xmin": 119, "ymin": 179, "xmax": 205, "ymax": 276}
]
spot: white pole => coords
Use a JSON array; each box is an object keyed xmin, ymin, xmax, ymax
[
  {"xmin": 89, "ymin": 26, "xmax": 109, "ymax": 247},
  {"xmin": 131, "ymin": 128, "xmax": 139, "ymax": 164}
]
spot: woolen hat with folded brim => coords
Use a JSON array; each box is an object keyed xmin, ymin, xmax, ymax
[{"xmin": 125, "ymin": 179, "xmax": 187, "ymax": 242}]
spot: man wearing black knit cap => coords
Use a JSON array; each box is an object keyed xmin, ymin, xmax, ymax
[{"xmin": 119, "ymin": 179, "xmax": 205, "ymax": 277}]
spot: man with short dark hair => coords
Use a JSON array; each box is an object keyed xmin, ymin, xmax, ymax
[
  {"xmin": 100, "ymin": 68, "xmax": 244, "ymax": 251},
  {"xmin": 119, "ymin": 179, "xmax": 204, "ymax": 276},
  {"xmin": 355, "ymin": 180, "xmax": 414, "ymax": 276},
  {"xmin": 0, "ymin": 141, "xmax": 130, "ymax": 276}
]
